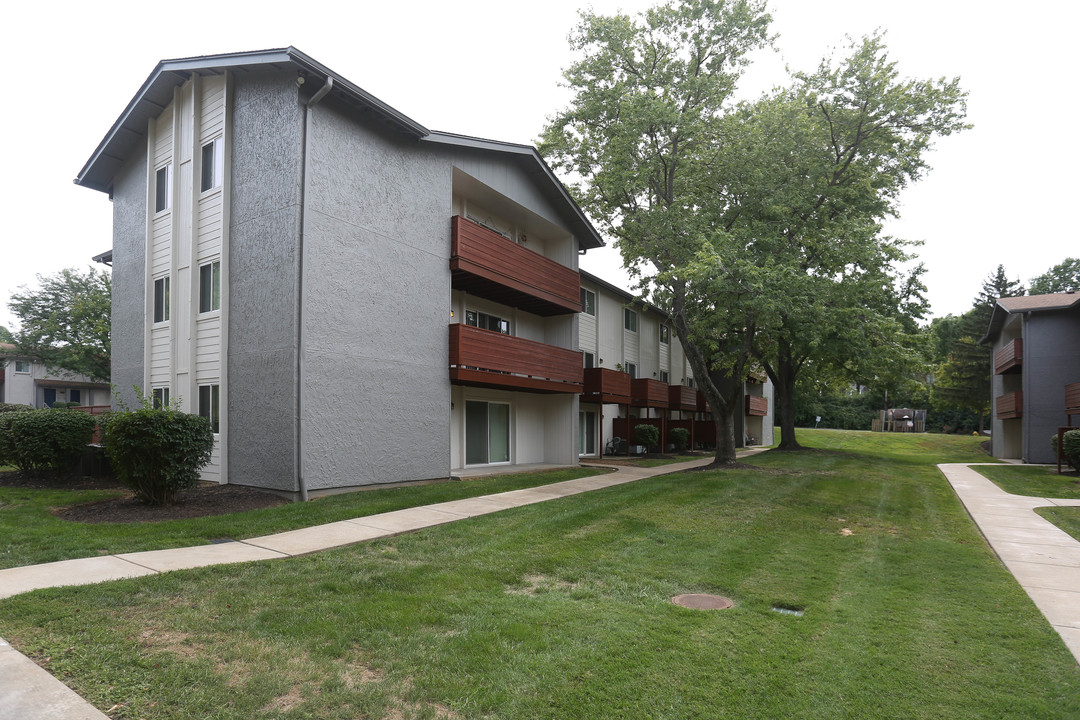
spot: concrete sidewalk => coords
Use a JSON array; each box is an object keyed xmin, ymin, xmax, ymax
[
  {"xmin": 0, "ymin": 454, "xmax": 732, "ymax": 719},
  {"xmin": 939, "ymin": 463, "xmax": 1080, "ymax": 663}
]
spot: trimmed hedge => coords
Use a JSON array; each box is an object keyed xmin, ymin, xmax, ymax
[
  {"xmin": 634, "ymin": 424, "xmax": 660, "ymax": 453},
  {"xmin": 0, "ymin": 408, "xmax": 96, "ymax": 476},
  {"xmin": 0, "ymin": 402, "xmax": 33, "ymax": 413},
  {"xmin": 104, "ymin": 407, "xmax": 215, "ymax": 505},
  {"xmin": 669, "ymin": 427, "xmax": 690, "ymax": 453},
  {"xmin": 1051, "ymin": 430, "xmax": 1080, "ymax": 472}
]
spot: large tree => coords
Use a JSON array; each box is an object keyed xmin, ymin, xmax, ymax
[
  {"xmin": 543, "ymin": 0, "xmax": 967, "ymax": 458},
  {"xmin": 541, "ymin": 0, "xmax": 773, "ymax": 463},
  {"xmin": 1029, "ymin": 257, "xmax": 1080, "ymax": 295},
  {"xmin": 8, "ymin": 267, "xmax": 111, "ymax": 382}
]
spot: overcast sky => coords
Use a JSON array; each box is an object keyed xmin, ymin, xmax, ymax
[{"xmin": 2, "ymin": 0, "xmax": 1075, "ymax": 332}]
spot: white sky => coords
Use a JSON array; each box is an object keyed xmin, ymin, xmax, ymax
[{"xmin": 1, "ymin": 0, "xmax": 1076, "ymax": 332}]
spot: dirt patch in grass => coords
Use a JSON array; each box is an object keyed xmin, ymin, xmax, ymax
[{"xmin": 0, "ymin": 470, "xmax": 287, "ymax": 523}]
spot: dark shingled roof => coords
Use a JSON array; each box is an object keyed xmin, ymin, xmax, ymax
[{"xmin": 980, "ymin": 291, "xmax": 1080, "ymax": 344}]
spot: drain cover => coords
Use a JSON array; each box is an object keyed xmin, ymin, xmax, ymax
[{"xmin": 671, "ymin": 593, "xmax": 733, "ymax": 610}]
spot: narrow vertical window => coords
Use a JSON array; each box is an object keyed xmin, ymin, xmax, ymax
[
  {"xmin": 201, "ymin": 137, "xmax": 224, "ymax": 192},
  {"xmin": 626, "ymin": 363, "xmax": 637, "ymax": 379},
  {"xmin": 199, "ymin": 261, "xmax": 221, "ymax": 313},
  {"xmin": 660, "ymin": 325, "xmax": 670, "ymax": 344},
  {"xmin": 154, "ymin": 276, "xmax": 170, "ymax": 323},
  {"xmin": 660, "ymin": 370, "xmax": 670, "ymax": 383},
  {"xmin": 152, "ymin": 387, "xmax": 170, "ymax": 409},
  {"xmin": 155, "ymin": 164, "xmax": 172, "ymax": 212},
  {"xmin": 624, "ymin": 308, "xmax": 638, "ymax": 332},
  {"xmin": 199, "ymin": 384, "xmax": 220, "ymax": 433},
  {"xmin": 580, "ymin": 288, "xmax": 596, "ymax": 316}
]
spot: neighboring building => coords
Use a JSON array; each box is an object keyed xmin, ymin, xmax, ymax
[
  {"xmin": 0, "ymin": 344, "xmax": 110, "ymax": 408},
  {"xmin": 75, "ymin": 48, "xmax": 602, "ymax": 496},
  {"xmin": 578, "ymin": 271, "xmax": 774, "ymax": 456},
  {"xmin": 981, "ymin": 291, "xmax": 1080, "ymax": 463}
]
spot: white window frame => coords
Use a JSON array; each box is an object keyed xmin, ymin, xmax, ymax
[
  {"xmin": 465, "ymin": 309, "xmax": 511, "ymax": 335},
  {"xmin": 199, "ymin": 260, "xmax": 221, "ymax": 314},
  {"xmin": 660, "ymin": 324, "xmax": 670, "ymax": 344},
  {"xmin": 199, "ymin": 383, "xmax": 220, "ymax": 434},
  {"xmin": 153, "ymin": 275, "xmax": 170, "ymax": 324},
  {"xmin": 152, "ymin": 387, "xmax": 171, "ymax": 410},
  {"xmin": 201, "ymin": 137, "xmax": 224, "ymax": 193},
  {"xmin": 14, "ymin": 360, "xmax": 31, "ymax": 374},
  {"xmin": 580, "ymin": 288, "xmax": 596, "ymax": 316},
  {"xmin": 154, "ymin": 163, "xmax": 172, "ymax": 213},
  {"xmin": 624, "ymin": 308, "xmax": 638, "ymax": 333},
  {"xmin": 660, "ymin": 370, "xmax": 670, "ymax": 384}
]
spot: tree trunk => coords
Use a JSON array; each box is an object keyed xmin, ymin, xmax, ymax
[{"xmin": 774, "ymin": 350, "xmax": 803, "ymax": 451}]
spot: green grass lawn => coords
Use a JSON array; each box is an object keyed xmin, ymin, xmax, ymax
[
  {"xmin": 1, "ymin": 430, "xmax": 1077, "ymax": 719},
  {"xmin": 0, "ymin": 468, "xmax": 605, "ymax": 570},
  {"xmin": 973, "ymin": 464, "xmax": 1080, "ymax": 499}
]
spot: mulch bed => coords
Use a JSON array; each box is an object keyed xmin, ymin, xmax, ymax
[{"xmin": 0, "ymin": 470, "xmax": 287, "ymax": 523}]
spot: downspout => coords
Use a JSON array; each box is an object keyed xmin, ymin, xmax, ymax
[{"xmin": 296, "ymin": 75, "xmax": 333, "ymax": 501}]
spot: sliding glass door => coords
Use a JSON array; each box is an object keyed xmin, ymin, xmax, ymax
[{"xmin": 465, "ymin": 401, "xmax": 510, "ymax": 465}]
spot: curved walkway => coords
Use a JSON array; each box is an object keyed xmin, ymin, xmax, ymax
[
  {"xmin": 939, "ymin": 463, "xmax": 1080, "ymax": 663},
  {"xmin": 0, "ymin": 454, "xmax": 740, "ymax": 720}
]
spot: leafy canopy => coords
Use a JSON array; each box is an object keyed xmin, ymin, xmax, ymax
[
  {"xmin": 8, "ymin": 267, "xmax": 111, "ymax": 382},
  {"xmin": 1029, "ymin": 257, "xmax": 1080, "ymax": 295}
]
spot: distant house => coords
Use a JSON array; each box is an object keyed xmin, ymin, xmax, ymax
[
  {"xmin": 981, "ymin": 292, "xmax": 1080, "ymax": 463},
  {"xmin": 0, "ymin": 344, "xmax": 110, "ymax": 408}
]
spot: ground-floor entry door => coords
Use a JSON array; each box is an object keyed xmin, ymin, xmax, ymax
[
  {"xmin": 579, "ymin": 410, "xmax": 596, "ymax": 455},
  {"xmin": 466, "ymin": 401, "xmax": 510, "ymax": 465}
]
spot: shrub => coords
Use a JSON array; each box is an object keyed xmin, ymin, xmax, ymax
[
  {"xmin": 1051, "ymin": 430, "xmax": 1080, "ymax": 472},
  {"xmin": 0, "ymin": 408, "xmax": 96, "ymax": 477},
  {"xmin": 0, "ymin": 402, "xmax": 33, "ymax": 413},
  {"xmin": 669, "ymin": 427, "xmax": 690, "ymax": 453},
  {"xmin": 633, "ymin": 424, "xmax": 660, "ymax": 453},
  {"xmin": 105, "ymin": 407, "xmax": 215, "ymax": 505}
]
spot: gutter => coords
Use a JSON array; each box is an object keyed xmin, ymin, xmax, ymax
[{"xmin": 295, "ymin": 75, "xmax": 333, "ymax": 501}]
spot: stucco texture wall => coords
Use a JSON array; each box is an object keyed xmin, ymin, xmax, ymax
[
  {"xmin": 227, "ymin": 71, "xmax": 304, "ymax": 492},
  {"xmin": 110, "ymin": 147, "xmax": 148, "ymax": 410},
  {"xmin": 298, "ymin": 99, "xmax": 450, "ymax": 489}
]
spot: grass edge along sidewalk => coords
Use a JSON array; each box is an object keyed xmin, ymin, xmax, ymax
[{"xmin": 2, "ymin": 431, "xmax": 1079, "ymax": 719}]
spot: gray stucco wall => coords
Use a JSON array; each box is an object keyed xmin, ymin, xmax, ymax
[
  {"xmin": 1022, "ymin": 309, "xmax": 1080, "ymax": 463},
  {"xmin": 227, "ymin": 71, "xmax": 305, "ymax": 492},
  {"xmin": 298, "ymin": 98, "xmax": 451, "ymax": 489},
  {"xmin": 110, "ymin": 147, "xmax": 148, "ymax": 410}
]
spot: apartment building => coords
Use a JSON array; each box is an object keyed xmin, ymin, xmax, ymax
[
  {"xmin": 577, "ymin": 272, "xmax": 774, "ymax": 456},
  {"xmin": 0, "ymin": 344, "xmax": 110, "ymax": 408},
  {"xmin": 981, "ymin": 291, "xmax": 1080, "ymax": 463},
  {"xmin": 76, "ymin": 48, "xmax": 602, "ymax": 496}
]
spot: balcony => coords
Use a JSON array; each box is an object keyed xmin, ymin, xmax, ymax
[
  {"xmin": 746, "ymin": 394, "xmax": 768, "ymax": 417},
  {"xmin": 631, "ymin": 378, "xmax": 670, "ymax": 409},
  {"xmin": 449, "ymin": 323, "xmax": 582, "ymax": 394},
  {"xmin": 668, "ymin": 384, "xmax": 698, "ymax": 411},
  {"xmin": 582, "ymin": 367, "xmax": 631, "ymax": 404},
  {"xmin": 994, "ymin": 338, "xmax": 1023, "ymax": 375},
  {"xmin": 450, "ymin": 216, "xmax": 581, "ymax": 316},
  {"xmin": 996, "ymin": 390, "xmax": 1023, "ymax": 420}
]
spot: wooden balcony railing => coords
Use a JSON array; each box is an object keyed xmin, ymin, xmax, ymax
[
  {"xmin": 1067, "ymin": 382, "xmax": 1080, "ymax": 416},
  {"xmin": 996, "ymin": 390, "xmax": 1023, "ymax": 420},
  {"xmin": 450, "ymin": 216, "xmax": 581, "ymax": 316},
  {"xmin": 994, "ymin": 338, "xmax": 1023, "ymax": 375},
  {"xmin": 582, "ymin": 367, "xmax": 631, "ymax": 404},
  {"xmin": 449, "ymin": 323, "xmax": 582, "ymax": 394},
  {"xmin": 746, "ymin": 394, "xmax": 768, "ymax": 417},
  {"xmin": 668, "ymin": 384, "xmax": 698, "ymax": 411},
  {"xmin": 631, "ymin": 378, "xmax": 670, "ymax": 409}
]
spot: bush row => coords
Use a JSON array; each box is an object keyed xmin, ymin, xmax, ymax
[
  {"xmin": 0, "ymin": 408, "xmax": 96, "ymax": 476},
  {"xmin": 1052, "ymin": 430, "xmax": 1080, "ymax": 472}
]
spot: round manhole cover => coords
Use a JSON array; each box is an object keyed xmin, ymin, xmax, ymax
[{"xmin": 671, "ymin": 593, "xmax": 733, "ymax": 610}]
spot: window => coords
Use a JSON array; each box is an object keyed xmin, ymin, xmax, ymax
[
  {"xmin": 660, "ymin": 325, "xmax": 670, "ymax": 344},
  {"xmin": 155, "ymin": 164, "xmax": 172, "ymax": 213},
  {"xmin": 626, "ymin": 362, "xmax": 637, "ymax": 379},
  {"xmin": 465, "ymin": 310, "xmax": 510, "ymax": 335},
  {"xmin": 465, "ymin": 400, "xmax": 509, "ymax": 465},
  {"xmin": 199, "ymin": 261, "xmax": 221, "ymax": 313},
  {"xmin": 199, "ymin": 384, "xmax": 220, "ymax": 433},
  {"xmin": 579, "ymin": 410, "xmax": 597, "ymax": 456},
  {"xmin": 580, "ymin": 288, "xmax": 596, "ymax": 316},
  {"xmin": 152, "ymin": 387, "xmax": 170, "ymax": 410},
  {"xmin": 201, "ymin": 137, "xmax": 224, "ymax": 192},
  {"xmin": 583, "ymin": 351, "xmax": 595, "ymax": 369},
  {"xmin": 70, "ymin": 389, "xmax": 81, "ymax": 405},
  {"xmin": 624, "ymin": 308, "xmax": 638, "ymax": 332},
  {"xmin": 153, "ymin": 276, "xmax": 170, "ymax": 323},
  {"xmin": 660, "ymin": 370, "xmax": 669, "ymax": 383},
  {"xmin": 685, "ymin": 377, "xmax": 695, "ymax": 389},
  {"xmin": 14, "ymin": 360, "xmax": 30, "ymax": 373}
]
